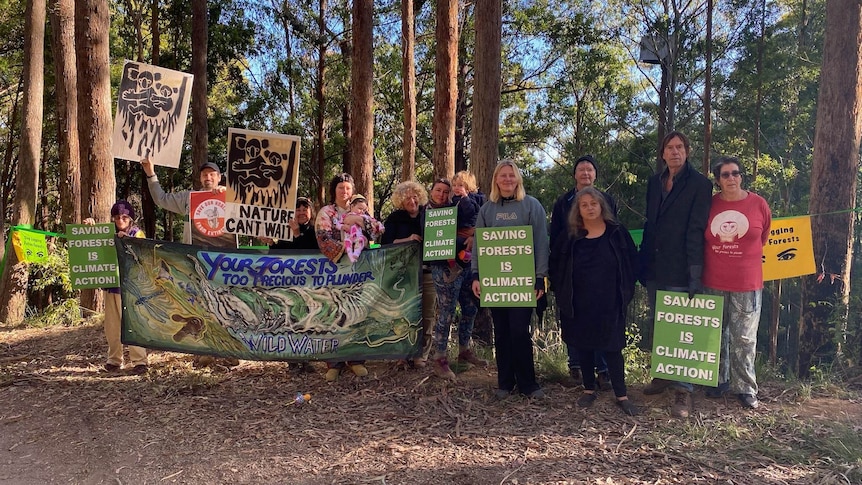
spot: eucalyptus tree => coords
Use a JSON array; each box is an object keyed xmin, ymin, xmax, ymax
[
  {"xmin": 800, "ymin": 0, "xmax": 862, "ymax": 377},
  {"xmin": 0, "ymin": 0, "xmax": 45, "ymax": 325}
]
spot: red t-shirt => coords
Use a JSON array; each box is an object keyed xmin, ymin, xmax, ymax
[{"xmin": 703, "ymin": 192, "xmax": 771, "ymax": 291}]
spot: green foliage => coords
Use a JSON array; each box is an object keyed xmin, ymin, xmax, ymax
[
  {"xmin": 24, "ymin": 298, "xmax": 83, "ymax": 328},
  {"xmin": 28, "ymin": 245, "xmax": 72, "ymax": 295}
]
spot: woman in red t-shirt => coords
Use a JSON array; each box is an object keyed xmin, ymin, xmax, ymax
[{"xmin": 702, "ymin": 157, "xmax": 771, "ymax": 409}]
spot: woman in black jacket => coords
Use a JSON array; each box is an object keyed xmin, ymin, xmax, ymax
[{"xmin": 550, "ymin": 187, "xmax": 640, "ymax": 416}]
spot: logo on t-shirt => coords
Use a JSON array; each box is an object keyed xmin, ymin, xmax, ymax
[{"xmin": 710, "ymin": 210, "xmax": 748, "ymax": 243}]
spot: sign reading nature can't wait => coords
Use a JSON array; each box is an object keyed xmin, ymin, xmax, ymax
[{"xmin": 475, "ymin": 225, "xmax": 535, "ymax": 307}]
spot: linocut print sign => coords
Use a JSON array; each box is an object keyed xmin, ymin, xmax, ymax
[
  {"xmin": 111, "ymin": 61, "xmax": 192, "ymax": 168},
  {"xmin": 224, "ymin": 128, "xmax": 301, "ymax": 239},
  {"xmin": 117, "ymin": 237, "xmax": 422, "ymax": 362}
]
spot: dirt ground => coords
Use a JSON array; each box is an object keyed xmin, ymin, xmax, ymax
[{"xmin": 1, "ymin": 322, "xmax": 861, "ymax": 485}]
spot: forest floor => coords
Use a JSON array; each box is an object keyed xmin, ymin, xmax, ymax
[{"xmin": 1, "ymin": 321, "xmax": 861, "ymax": 485}]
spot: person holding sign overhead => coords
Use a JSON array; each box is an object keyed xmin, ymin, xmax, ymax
[
  {"xmin": 426, "ymin": 178, "xmax": 483, "ymax": 380},
  {"xmin": 382, "ymin": 181, "xmax": 435, "ymax": 368},
  {"xmin": 471, "ymin": 159, "xmax": 549, "ymax": 399},
  {"xmin": 84, "ymin": 201, "xmax": 148, "ymax": 374},
  {"xmin": 549, "ymin": 188, "xmax": 640, "ymax": 415},
  {"xmin": 702, "ymin": 157, "xmax": 771, "ymax": 409}
]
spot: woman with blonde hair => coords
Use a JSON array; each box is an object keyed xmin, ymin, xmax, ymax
[
  {"xmin": 471, "ymin": 159, "xmax": 549, "ymax": 399},
  {"xmin": 382, "ymin": 181, "xmax": 434, "ymax": 367}
]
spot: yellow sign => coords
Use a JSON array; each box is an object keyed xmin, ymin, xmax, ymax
[
  {"xmin": 11, "ymin": 229, "xmax": 49, "ymax": 264},
  {"xmin": 763, "ymin": 216, "xmax": 815, "ymax": 281}
]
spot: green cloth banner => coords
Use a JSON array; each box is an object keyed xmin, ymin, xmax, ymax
[
  {"xmin": 423, "ymin": 206, "xmax": 457, "ymax": 261},
  {"xmin": 651, "ymin": 290, "xmax": 723, "ymax": 386},
  {"xmin": 117, "ymin": 237, "xmax": 422, "ymax": 361},
  {"xmin": 475, "ymin": 225, "xmax": 536, "ymax": 307},
  {"xmin": 67, "ymin": 224, "xmax": 120, "ymax": 289}
]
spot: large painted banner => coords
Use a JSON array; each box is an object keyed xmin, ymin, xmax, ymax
[
  {"xmin": 111, "ymin": 61, "xmax": 192, "ymax": 168},
  {"xmin": 225, "ymin": 128, "xmax": 301, "ymax": 239},
  {"xmin": 117, "ymin": 237, "xmax": 422, "ymax": 361}
]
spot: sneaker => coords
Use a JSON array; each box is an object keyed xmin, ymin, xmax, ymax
[
  {"xmin": 493, "ymin": 388, "xmax": 512, "ymax": 400},
  {"xmin": 577, "ymin": 392, "xmax": 597, "ymax": 408},
  {"xmin": 324, "ymin": 368, "xmax": 340, "ymax": 382},
  {"xmin": 350, "ymin": 364, "xmax": 368, "ymax": 377},
  {"xmin": 617, "ymin": 399, "xmax": 640, "ymax": 416},
  {"xmin": 643, "ymin": 378, "xmax": 672, "ymax": 395},
  {"xmin": 432, "ymin": 357, "xmax": 456, "ymax": 380},
  {"xmin": 671, "ymin": 391, "xmax": 692, "ymax": 418},
  {"xmin": 738, "ymin": 393, "xmax": 759, "ymax": 409},
  {"xmin": 526, "ymin": 389, "xmax": 546, "ymax": 399},
  {"xmin": 596, "ymin": 370, "xmax": 611, "ymax": 390},
  {"xmin": 458, "ymin": 349, "xmax": 488, "ymax": 367},
  {"xmin": 103, "ymin": 363, "xmax": 121, "ymax": 373},
  {"xmin": 705, "ymin": 381, "xmax": 730, "ymax": 398},
  {"xmin": 128, "ymin": 365, "xmax": 148, "ymax": 375}
]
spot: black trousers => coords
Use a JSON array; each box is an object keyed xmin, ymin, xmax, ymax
[
  {"xmin": 578, "ymin": 348, "xmax": 627, "ymax": 397},
  {"xmin": 491, "ymin": 307, "xmax": 539, "ymax": 394}
]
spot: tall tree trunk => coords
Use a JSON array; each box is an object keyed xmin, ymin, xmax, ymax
[
  {"xmin": 0, "ymin": 0, "xmax": 46, "ymax": 325},
  {"xmin": 314, "ymin": 0, "xmax": 327, "ymax": 207},
  {"xmin": 350, "ymin": 0, "xmax": 374, "ymax": 210},
  {"xmin": 454, "ymin": 34, "xmax": 468, "ymax": 174},
  {"xmin": 702, "ymin": 0, "xmax": 712, "ymax": 174},
  {"xmin": 140, "ymin": 0, "xmax": 158, "ymax": 239},
  {"xmin": 278, "ymin": 0, "xmax": 295, "ymax": 121},
  {"xmin": 49, "ymin": 0, "xmax": 80, "ymax": 225},
  {"xmin": 432, "ymin": 0, "xmax": 458, "ymax": 181},
  {"xmin": 0, "ymin": 85, "xmax": 21, "ymax": 265},
  {"xmin": 76, "ymin": 0, "xmax": 116, "ymax": 315},
  {"xmin": 799, "ymin": 0, "xmax": 862, "ymax": 377},
  {"xmin": 470, "ymin": 0, "xmax": 501, "ymax": 196},
  {"xmin": 191, "ymin": 0, "xmax": 208, "ymax": 188},
  {"xmin": 400, "ymin": 0, "xmax": 416, "ymax": 182}
]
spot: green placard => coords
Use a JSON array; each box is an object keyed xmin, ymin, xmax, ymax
[
  {"xmin": 475, "ymin": 225, "xmax": 535, "ymax": 307},
  {"xmin": 67, "ymin": 224, "xmax": 120, "ymax": 289},
  {"xmin": 651, "ymin": 290, "xmax": 724, "ymax": 386},
  {"xmin": 423, "ymin": 206, "xmax": 457, "ymax": 261},
  {"xmin": 12, "ymin": 229, "xmax": 49, "ymax": 264}
]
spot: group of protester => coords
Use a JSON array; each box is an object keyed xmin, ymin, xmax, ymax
[{"xmin": 98, "ymin": 130, "xmax": 770, "ymax": 420}]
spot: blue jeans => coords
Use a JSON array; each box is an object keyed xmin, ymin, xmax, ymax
[{"xmin": 647, "ymin": 281, "xmax": 693, "ymax": 393}]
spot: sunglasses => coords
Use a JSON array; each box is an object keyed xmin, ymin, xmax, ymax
[{"xmin": 720, "ymin": 171, "xmax": 742, "ymax": 179}]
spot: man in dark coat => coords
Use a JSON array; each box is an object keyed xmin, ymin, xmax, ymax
[{"xmin": 639, "ymin": 131, "xmax": 713, "ymax": 418}]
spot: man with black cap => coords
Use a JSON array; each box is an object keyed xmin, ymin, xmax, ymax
[
  {"xmin": 549, "ymin": 154, "xmax": 618, "ymax": 387},
  {"xmin": 141, "ymin": 157, "xmax": 226, "ymax": 244}
]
